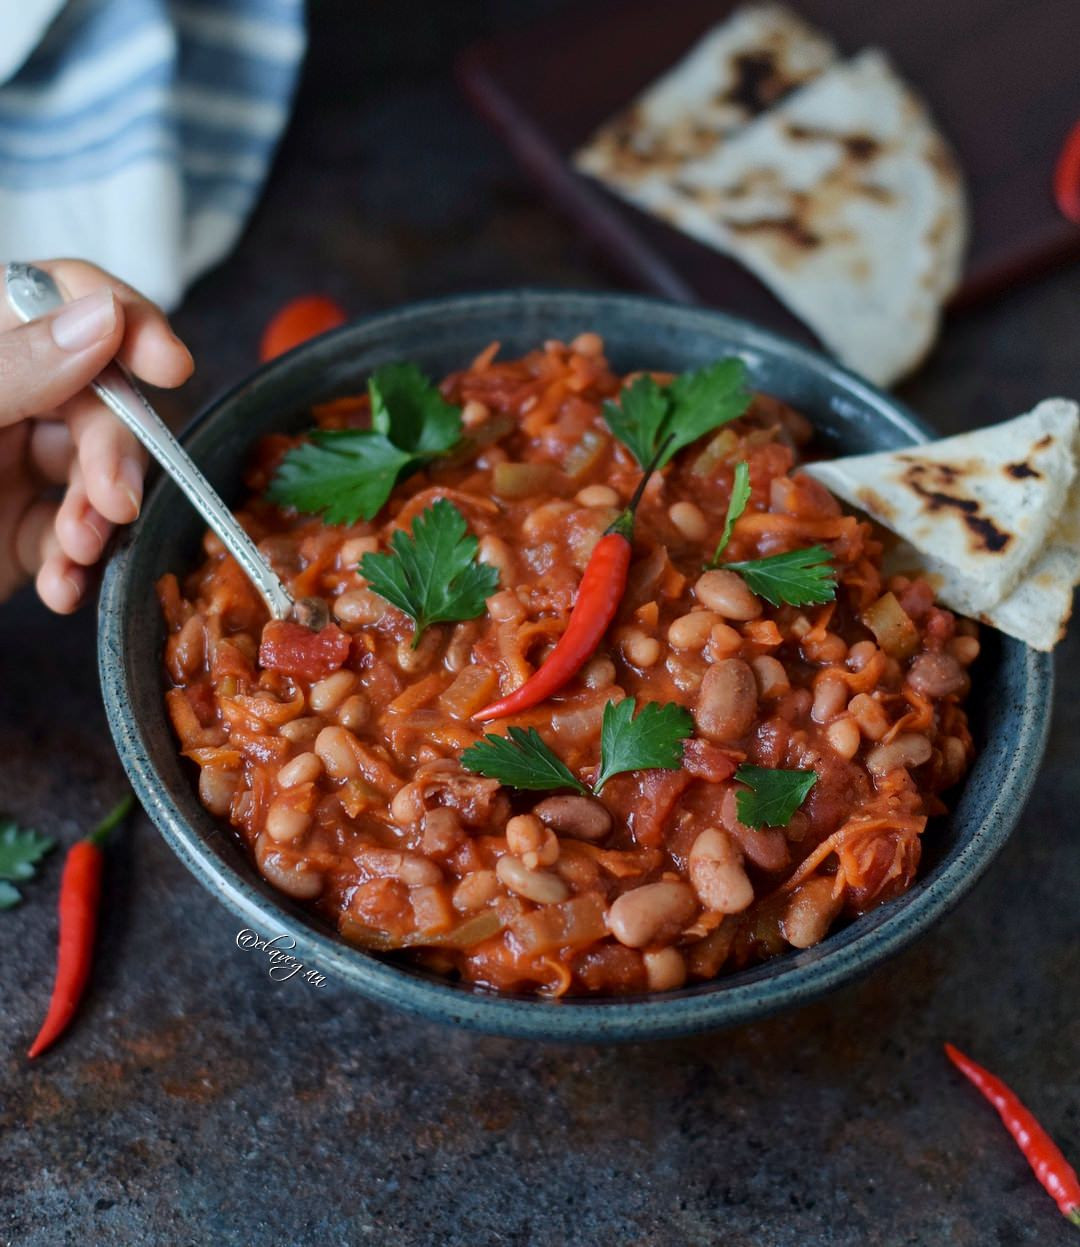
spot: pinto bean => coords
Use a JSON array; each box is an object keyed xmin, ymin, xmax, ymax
[
  {"xmin": 607, "ymin": 880, "xmax": 697, "ymax": 948},
  {"xmin": 277, "ymin": 751, "xmax": 322, "ymax": 788},
  {"xmin": 581, "ymin": 655, "xmax": 617, "ymax": 690},
  {"xmin": 848, "ymin": 693, "xmax": 889, "ymax": 741},
  {"xmin": 199, "ymin": 765, "xmax": 239, "ymax": 817},
  {"xmin": 948, "ymin": 635, "xmax": 981, "ymax": 665},
  {"xmin": 811, "ymin": 675, "xmax": 848, "ymax": 724},
  {"xmin": 266, "ymin": 795, "xmax": 313, "ymax": 843},
  {"xmin": 533, "ymin": 795, "xmax": 612, "ymax": 842},
  {"xmin": 576, "ymin": 484, "xmax": 619, "ymax": 508},
  {"xmin": 668, "ymin": 610, "xmax": 718, "ymax": 651},
  {"xmin": 866, "ymin": 732, "xmax": 933, "ymax": 776},
  {"xmin": 309, "ymin": 670, "xmax": 356, "ymax": 713},
  {"xmin": 333, "ymin": 588, "xmax": 386, "ymax": 625},
  {"xmin": 782, "ymin": 877, "xmax": 841, "ymax": 949},
  {"xmin": 693, "ymin": 569, "xmax": 762, "ymax": 620},
  {"xmin": 505, "ymin": 814, "xmax": 559, "ymax": 868},
  {"xmin": 825, "ymin": 717, "xmax": 861, "ymax": 760},
  {"xmin": 687, "ymin": 827, "xmax": 754, "ymax": 914},
  {"xmin": 620, "ymin": 629, "xmax": 661, "ymax": 668},
  {"xmin": 750, "ymin": 655, "xmax": 789, "ymax": 699},
  {"xmin": 496, "ymin": 855, "xmax": 569, "ymax": 904},
  {"xmin": 643, "ymin": 947, "xmax": 687, "ymax": 992},
  {"xmin": 668, "ymin": 501, "xmax": 708, "ymax": 542},
  {"xmin": 315, "ymin": 725, "xmax": 360, "ymax": 780},
  {"xmin": 906, "ymin": 650, "xmax": 969, "ymax": 698},
  {"xmin": 452, "ymin": 869, "xmax": 501, "ymax": 912},
  {"xmin": 694, "ymin": 659, "xmax": 758, "ymax": 741},
  {"xmin": 254, "ymin": 834, "xmax": 323, "ymax": 899}
]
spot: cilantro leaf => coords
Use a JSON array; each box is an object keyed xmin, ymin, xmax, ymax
[
  {"xmin": 0, "ymin": 819, "xmax": 55, "ymax": 909},
  {"xmin": 368, "ymin": 362, "xmax": 461, "ymax": 456},
  {"xmin": 721, "ymin": 545, "xmax": 837, "ymax": 608},
  {"xmin": 267, "ymin": 362, "xmax": 463, "ymax": 524},
  {"xmin": 710, "ymin": 460, "xmax": 751, "ymax": 564},
  {"xmin": 602, "ymin": 358, "xmax": 751, "ymax": 471},
  {"xmin": 593, "ymin": 698, "xmax": 694, "ymax": 793},
  {"xmin": 734, "ymin": 765, "xmax": 818, "ymax": 829},
  {"xmin": 461, "ymin": 727, "xmax": 588, "ymax": 795},
  {"xmin": 360, "ymin": 499, "xmax": 499, "ymax": 645}
]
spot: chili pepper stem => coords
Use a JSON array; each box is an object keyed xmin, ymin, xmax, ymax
[
  {"xmin": 605, "ymin": 432, "xmax": 675, "ymax": 542},
  {"xmin": 86, "ymin": 793, "xmax": 136, "ymax": 847}
]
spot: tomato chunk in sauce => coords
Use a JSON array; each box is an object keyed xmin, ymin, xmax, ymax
[{"xmin": 159, "ymin": 336, "xmax": 976, "ymax": 997}]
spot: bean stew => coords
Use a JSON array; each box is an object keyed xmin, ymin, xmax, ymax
[{"xmin": 158, "ymin": 334, "xmax": 975, "ymax": 997}]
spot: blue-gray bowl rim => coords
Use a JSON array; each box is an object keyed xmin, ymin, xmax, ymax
[{"xmin": 98, "ymin": 288, "xmax": 1053, "ymax": 1043}]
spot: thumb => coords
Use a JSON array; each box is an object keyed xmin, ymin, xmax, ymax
[{"xmin": 0, "ymin": 287, "xmax": 126, "ymax": 425}]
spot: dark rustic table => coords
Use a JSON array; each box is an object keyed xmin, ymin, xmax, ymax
[{"xmin": 2, "ymin": 5, "xmax": 1078, "ymax": 1245}]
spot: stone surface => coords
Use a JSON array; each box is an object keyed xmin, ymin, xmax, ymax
[{"xmin": 1, "ymin": 4, "xmax": 1078, "ymax": 1244}]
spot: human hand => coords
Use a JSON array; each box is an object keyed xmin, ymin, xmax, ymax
[{"xmin": 0, "ymin": 259, "xmax": 194, "ymax": 611}]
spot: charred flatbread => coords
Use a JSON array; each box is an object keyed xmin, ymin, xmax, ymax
[
  {"xmin": 801, "ymin": 399, "xmax": 1080, "ymax": 620},
  {"xmin": 577, "ymin": 47, "xmax": 968, "ymax": 386},
  {"xmin": 574, "ymin": 5, "xmax": 837, "ymax": 187}
]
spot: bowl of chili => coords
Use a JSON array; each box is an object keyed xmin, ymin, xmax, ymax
[{"xmin": 98, "ymin": 290, "xmax": 1052, "ymax": 1042}]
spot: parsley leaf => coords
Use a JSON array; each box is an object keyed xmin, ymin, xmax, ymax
[
  {"xmin": 721, "ymin": 545, "xmax": 837, "ymax": 608},
  {"xmin": 462, "ymin": 698, "xmax": 692, "ymax": 796},
  {"xmin": 0, "ymin": 818, "xmax": 55, "ymax": 910},
  {"xmin": 734, "ymin": 765, "xmax": 817, "ymax": 829},
  {"xmin": 267, "ymin": 431, "xmax": 416, "ymax": 525},
  {"xmin": 593, "ymin": 698, "xmax": 694, "ymax": 793},
  {"xmin": 602, "ymin": 358, "xmax": 751, "ymax": 471},
  {"xmin": 368, "ymin": 362, "xmax": 462, "ymax": 456},
  {"xmin": 360, "ymin": 499, "xmax": 498, "ymax": 645},
  {"xmin": 710, "ymin": 460, "xmax": 752, "ymax": 564},
  {"xmin": 461, "ymin": 727, "xmax": 588, "ymax": 795},
  {"xmin": 267, "ymin": 363, "xmax": 463, "ymax": 524}
]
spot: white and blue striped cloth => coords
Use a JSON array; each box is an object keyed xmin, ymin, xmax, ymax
[{"xmin": 0, "ymin": 0, "xmax": 305, "ymax": 310}]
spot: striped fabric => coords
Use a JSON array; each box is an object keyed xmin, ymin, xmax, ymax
[{"xmin": 0, "ymin": 0, "xmax": 305, "ymax": 309}]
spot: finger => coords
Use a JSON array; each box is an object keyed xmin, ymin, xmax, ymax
[
  {"xmin": 14, "ymin": 497, "xmax": 57, "ymax": 577},
  {"xmin": 0, "ymin": 289, "xmax": 124, "ymax": 424},
  {"xmin": 67, "ymin": 394, "xmax": 147, "ymax": 524},
  {"xmin": 36, "ymin": 544, "xmax": 88, "ymax": 614},
  {"xmin": 55, "ymin": 464, "xmax": 114, "ymax": 566},
  {"xmin": 28, "ymin": 419, "xmax": 74, "ymax": 485},
  {"xmin": 3, "ymin": 259, "xmax": 194, "ymax": 388}
]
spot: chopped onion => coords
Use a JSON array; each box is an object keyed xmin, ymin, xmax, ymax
[{"xmin": 862, "ymin": 592, "xmax": 920, "ymax": 659}]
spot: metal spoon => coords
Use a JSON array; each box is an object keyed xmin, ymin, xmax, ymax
[{"xmin": 4, "ymin": 262, "xmax": 303, "ymax": 622}]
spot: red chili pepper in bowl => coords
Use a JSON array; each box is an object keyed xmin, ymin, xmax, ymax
[
  {"xmin": 1054, "ymin": 120, "xmax": 1080, "ymax": 226},
  {"xmin": 473, "ymin": 437, "xmax": 672, "ymax": 722},
  {"xmin": 945, "ymin": 1042, "xmax": 1080, "ymax": 1226},
  {"xmin": 28, "ymin": 794, "xmax": 135, "ymax": 1059}
]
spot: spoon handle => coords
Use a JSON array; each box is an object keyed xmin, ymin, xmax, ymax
[{"xmin": 4, "ymin": 263, "xmax": 294, "ymax": 621}]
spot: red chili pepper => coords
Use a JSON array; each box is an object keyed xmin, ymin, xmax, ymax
[
  {"xmin": 945, "ymin": 1042, "xmax": 1080, "ymax": 1226},
  {"xmin": 28, "ymin": 794, "xmax": 135, "ymax": 1059},
  {"xmin": 1054, "ymin": 120, "xmax": 1080, "ymax": 226},
  {"xmin": 474, "ymin": 438, "xmax": 671, "ymax": 722},
  {"xmin": 259, "ymin": 294, "xmax": 346, "ymax": 362}
]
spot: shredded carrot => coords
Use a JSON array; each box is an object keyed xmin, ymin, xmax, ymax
[
  {"xmin": 884, "ymin": 688, "xmax": 935, "ymax": 741},
  {"xmin": 387, "ymin": 673, "xmax": 445, "ymax": 716},
  {"xmin": 803, "ymin": 603, "xmax": 836, "ymax": 644},
  {"xmin": 469, "ymin": 341, "xmax": 500, "ymax": 371},
  {"xmin": 743, "ymin": 619, "xmax": 783, "ymax": 648}
]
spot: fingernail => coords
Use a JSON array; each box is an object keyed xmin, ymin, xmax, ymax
[
  {"xmin": 115, "ymin": 455, "xmax": 143, "ymax": 517},
  {"xmin": 50, "ymin": 288, "xmax": 117, "ymax": 352},
  {"xmin": 62, "ymin": 574, "xmax": 84, "ymax": 611}
]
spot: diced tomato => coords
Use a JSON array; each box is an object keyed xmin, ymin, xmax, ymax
[
  {"xmin": 259, "ymin": 295, "xmax": 346, "ymax": 362},
  {"xmin": 258, "ymin": 620, "xmax": 351, "ymax": 680},
  {"xmin": 681, "ymin": 738, "xmax": 738, "ymax": 783},
  {"xmin": 604, "ymin": 769, "xmax": 693, "ymax": 848}
]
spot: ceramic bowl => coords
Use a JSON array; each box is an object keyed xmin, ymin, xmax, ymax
[{"xmin": 99, "ymin": 291, "xmax": 1052, "ymax": 1042}]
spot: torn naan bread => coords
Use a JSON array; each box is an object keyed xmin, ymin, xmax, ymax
[
  {"xmin": 577, "ymin": 47, "xmax": 968, "ymax": 386},
  {"xmin": 801, "ymin": 399, "xmax": 1080, "ymax": 619},
  {"xmin": 574, "ymin": 5, "xmax": 837, "ymax": 188}
]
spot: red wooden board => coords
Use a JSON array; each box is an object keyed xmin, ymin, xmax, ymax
[{"xmin": 460, "ymin": 0, "xmax": 1080, "ymax": 351}]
